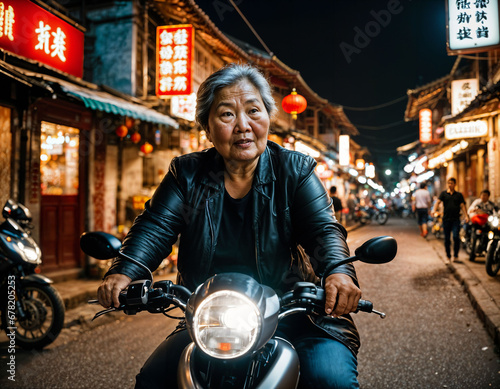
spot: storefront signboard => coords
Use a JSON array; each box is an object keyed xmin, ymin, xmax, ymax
[
  {"xmin": 451, "ymin": 78, "xmax": 479, "ymax": 115},
  {"xmin": 339, "ymin": 135, "xmax": 350, "ymax": 166},
  {"xmin": 419, "ymin": 108, "xmax": 432, "ymax": 143},
  {"xmin": 156, "ymin": 24, "xmax": 194, "ymax": 97},
  {"xmin": 170, "ymin": 93, "xmax": 196, "ymax": 121},
  {"xmin": 446, "ymin": 0, "xmax": 500, "ymax": 54},
  {"xmin": 0, "ymin": 0, "xmax": 84, "ymax": 78},
  {"xmin": 444, "ymin": 120, "xmax": 488, "ymax": 140}
]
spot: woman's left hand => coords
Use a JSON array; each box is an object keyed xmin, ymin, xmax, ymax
[{"xmin": 324, "ymin": 273, "xmax": 362, "ymax": 317}]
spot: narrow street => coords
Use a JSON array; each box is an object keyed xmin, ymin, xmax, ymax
[
  {"xmin": 352, "ymin": 217, "xmax": 500, "ymax": 388},
  {"xmin": 1, "ymin": 216, "xmax": 499, "ymax": 388}
]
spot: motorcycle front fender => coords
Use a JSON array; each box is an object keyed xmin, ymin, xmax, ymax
[
  {"xmin": 20, "ymin": 273, "xmax": 53, "ymax": 285},
  {"xmin": 178, "ymin": 339, "xmax": 300, "ymax": 389}
]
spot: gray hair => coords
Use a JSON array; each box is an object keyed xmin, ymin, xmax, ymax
[{"xmin": 196, "ymin": 63, "xmax": 277, "ymax": 131}]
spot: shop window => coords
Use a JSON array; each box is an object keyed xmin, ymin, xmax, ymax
[{"xmin": 40, "ymin": 122, "xmax": 79, "ymax": 195}]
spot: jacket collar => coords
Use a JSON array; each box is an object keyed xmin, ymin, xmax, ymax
[{"xmin": 200, "ymin": 144, "xmax": 276, "ymax": 190}]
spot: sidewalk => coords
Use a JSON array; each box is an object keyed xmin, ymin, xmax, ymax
[{"xmin": 426, "ymin": 235, "xmax": 500, "ymax": 347}]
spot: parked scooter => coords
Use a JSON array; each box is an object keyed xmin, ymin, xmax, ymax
[
  {"xmin": 429, "ymin": 212, "xmax": 444, "ymax": 239},
  {"xmin": 353, "ymin": 205, "xmax": 389, "ymax": 225},
  {"xmin": 81, "ymin": 231, "xmax": 397, "ymax": 388},
  {"xmin": 486, "ymin": 212, "xmax": 500, "ymax": 277},
  {"xmin": 0, "ymin": 199, "xmax": 65, "ymax": 349},
  {"xmin": 468, "ymin": 214, "xmax": 491, "ymax": 262}
]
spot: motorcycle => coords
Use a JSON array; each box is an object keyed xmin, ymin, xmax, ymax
[
  {"xmin": 0, "ymin": 199, "xmax": 65, "ymax": 349},
  {"xmin": 485, "ymin": 212, "xmax": 500, "ymax": 277},
  {"xmin": 353, "ymin": 205, "xmax": 389, "ymax": 225},
  {"xmin": 468, "ymin": 213, "xmax": 491, "ymax": 262},
  {"xmin": 429, "ymin": 212, "xmax": 443, "ymax": 240},
  {"xmin": 81, "ymin": 231, "xmax": 397, "ymax": 388}
]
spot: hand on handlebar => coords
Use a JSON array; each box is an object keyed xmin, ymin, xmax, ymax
[
  {"xmin": 97, "ymin": 273, "xmax": 132, "ymax": 308},
  {"xmin": 324, "ymin": 273, "xmax": 361, "ymax": 318}
]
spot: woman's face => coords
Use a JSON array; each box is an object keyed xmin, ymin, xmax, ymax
[{"xmin": 207, "ymin": 80, "xmax": 270, "ymax": 167}]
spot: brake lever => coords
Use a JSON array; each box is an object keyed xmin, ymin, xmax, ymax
[{"xmin": 92, "ymin": 307, "xmax": 117, "ymax": 321}]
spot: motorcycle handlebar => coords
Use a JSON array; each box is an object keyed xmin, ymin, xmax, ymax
[{"xmin": 90, "ymin": 280, "xmax": 386, "ymax": 320}]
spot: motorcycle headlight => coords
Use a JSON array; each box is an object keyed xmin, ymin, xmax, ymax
[
  {"xmin": 186, "ymin": 273, "xmax": 280, "ymax": 360},
  {"xmin": 488, "ymin": 231, "xmax": 495, "ymax": 240},
  {"xmin": 492, "ymin": 217, "xmax": 499, "ymax": 228},
  {"xmin": 192, "ymin": 290, "xmax": 261, "ymax": 359},
  {"xmin": 16, "ymin": 241, "xmax": 41, "ymax": 264}
]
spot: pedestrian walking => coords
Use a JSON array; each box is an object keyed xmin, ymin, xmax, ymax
[
  {"xmin": 432, "ymin": 177, "xmax": 469, "ymax": 262},
  {"xmin": 412, "ymin": 182, "xmax": 432, "ymax": 238},
  {"xmin": 329, "ymin": 186, "xmax": 343, "ymax": 225}
]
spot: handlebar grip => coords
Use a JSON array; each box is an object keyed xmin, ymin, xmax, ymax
[{"xmin": 356, "ymin": 299, "xmax": 373, "ymax": 313}]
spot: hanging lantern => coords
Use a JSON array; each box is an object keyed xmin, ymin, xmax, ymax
[
  {"xmin": 131, "ymin": 132, "xmax": 141, "ymax": 144},
  {"xmin": 125, "ymin": 117, "xmax": 135, "ymax": 129},
  {"xmin": 282, "ymin": 88, "xmax": 307, "ymax": 120},
  {"xmin": 140, "ymin": 142, "xmax": 153, "ymax": 155},
  {"xmin": 116, "ymin": 125, "xmax": 128, "ymax": 139}
]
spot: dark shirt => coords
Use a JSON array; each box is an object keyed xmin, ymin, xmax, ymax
[
  {"xmin": 438, "ymin": 190, "xmax": 465, "ymax": 221},
  {"xmin": 209, "ymin": 189, "xmax": 258, "ymax": 278},
  {"xmin": 331, "ymin": 196, "xmax": 342, "ymax": 213}
]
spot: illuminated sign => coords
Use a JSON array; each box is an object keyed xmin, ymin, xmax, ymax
[
  {"xmin": 339, "ymin": 135, "xmax": 350, "ymax": 166},
  {"xmin": 446, "ymin": 0, "xmax": 500, "ymax": 54},
  {"xmin": 170, "ymin": 93, "xmax": 196, "ymax": 121},
  {"xmin": 0, "ymin": 0, "xmax": 84, "ymax": 78},
  {"xmin": 156, "ymin": 24, "xmax": 194, "ymax": 97},
  {"xmin": 419, "ymin": 108, "xmax": 432, "ymax": 143},
  {"xmin": 295, "ymin": 141, "xmax": 321, "ymax": 158},
  {"xmin": 365, "ymin": 163, "xmax": 375, "ymax": 179},
  {"xmin": 451, "ymin": 78, "xmax": 479, "ymax": 115},
  {"xmin": 444, "ymin": 120, "xmax": 488, "ymax": 140}
]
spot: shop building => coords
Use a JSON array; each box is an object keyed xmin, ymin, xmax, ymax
[{"xmin": 2, "ymin": 0, "xmax": 362, "ymax": 277}]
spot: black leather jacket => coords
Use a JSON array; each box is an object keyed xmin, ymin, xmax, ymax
[{"xmin": 108, "ymin": 141, "xmax": 360, "ymax": 354}]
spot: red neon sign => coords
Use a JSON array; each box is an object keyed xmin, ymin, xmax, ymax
[
  {"xmin": 156, "ymin": 24, "xmax": 194, "ymax": 97},
  {"xmin": 419, "ymin": 108, "xmax": 432, "ymax": 144},
  {"xmin": 0, "ymin": 0, "xmax": 84, "ymax": 78}
]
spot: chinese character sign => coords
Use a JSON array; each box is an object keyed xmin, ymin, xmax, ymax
[
  {"xmin": 339, "ymin": 135, "xmax": 350, "ymax": 166},
  {"xmin": 0, "ymin": 0, "xmax": 84, "ymax": 78},
  {"xmin": 447, "ymin": 0, "xmax": 500, "ymax": 54},
  {"xmin": 156, "ymin": 25, "xmax": 194, "ymax": 97},
  {"xmin": 451, "ymin": 78, "xmax": 479, "ymax": 115},
  {"xmin": 419, "ymin": 108, "xmax": 433, "ymax": 144}
]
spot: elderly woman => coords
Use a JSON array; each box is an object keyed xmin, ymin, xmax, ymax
[{"xmin": 98, "ymin": 63, "xmax": 362, "ymax": 388}]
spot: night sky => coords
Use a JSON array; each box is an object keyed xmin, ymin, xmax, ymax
[{"xmin": 198, "ymin": 0, "xmax": 457, "ymax": 186}]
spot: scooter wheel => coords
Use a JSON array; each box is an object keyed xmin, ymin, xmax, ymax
[
  {"xmin": 486, "ymin": 241, "xmax": 500, "ymax": 277},
  {"xmin": 2, "ymin": 283, "xmax": 65, "ymax": 349}
]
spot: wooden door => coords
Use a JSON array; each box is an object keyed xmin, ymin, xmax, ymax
[
  {"xmin": 39, "ymin": 122, "xmax": 81, "ymax": 271},
  {"xmin": 40, "ymin": 195, "xmax": 80, "ymax": 270}
]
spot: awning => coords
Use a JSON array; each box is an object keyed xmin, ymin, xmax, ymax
[
  {"xmin": 6, "ymin": 62, "xmax": 179, "ymax": 128},
  {"xmin": 57, "ymin": 81, "xmax": 179, "ymax": 128}
]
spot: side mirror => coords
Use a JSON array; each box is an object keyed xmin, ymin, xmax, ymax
[
  {"xmin": 80, "ymin": 231, "xmax": 122, "ymax": 260},
  {"xmin": 354, "ymin": 236, "xmax": 397, "ymax": 264}
]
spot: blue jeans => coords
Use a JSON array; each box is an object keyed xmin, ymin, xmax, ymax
[
  {"xmin": 442, "ymin": 219, "xmax": 461, "ymax": 258},
  {"xmin": 136, "ymin": 315, "xmax": 359, "ymax": 389}
]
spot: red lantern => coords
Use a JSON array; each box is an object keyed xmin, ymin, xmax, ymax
[
  {"xmin": 282, "ymin": 88, "xmax": 307, "ymax": 120},
  {"xmin": 125, "ymin": 117, "xmax": 135, "ymax": 129},
  {"xmin": 116, "ymin": 125, "xmax": 128, "ymax": 139},
  {"xmin": 140, "ymin": 142, "xmax": 153, "ymax": 155},
  {"xmin": 131, "ymin": 132, "xmax": 141, "ymax": 144}
]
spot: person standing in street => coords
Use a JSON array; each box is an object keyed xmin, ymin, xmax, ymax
[
  {"xmin": 412, "ymin": 182, "xmax": 432, "ymax": 238},
  {"xmin": 432, "ymin": 177, "xmax": 469, "ymax": 262},
  {"xmin": 329, "ymin": 186, "xmax": 343, "ymax": 225}
]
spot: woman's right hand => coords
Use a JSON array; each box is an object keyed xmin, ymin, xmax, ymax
[{"xmin": 97, "ymin": 273, "xmax": 132, "ymax": 308}]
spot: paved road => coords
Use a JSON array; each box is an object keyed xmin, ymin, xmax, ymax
[
  {"xmin": 1, "ymin": 217, "xmax": 499, "ymax": 388},
  {"xmin": 351, "ymin": 217, "xmax": 500, "ymax": 388}
]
